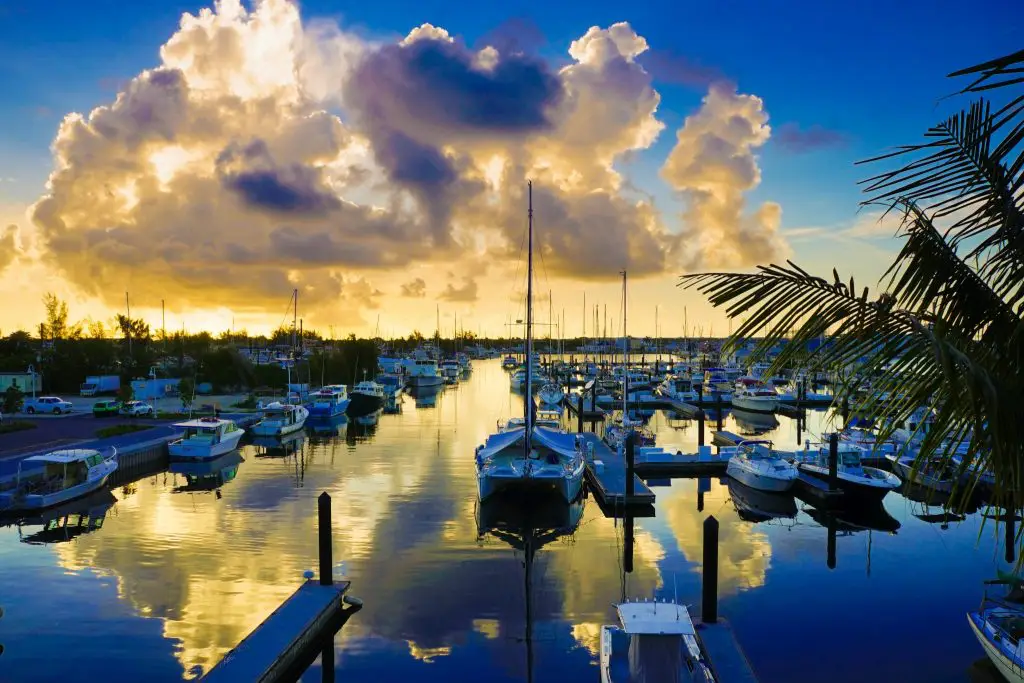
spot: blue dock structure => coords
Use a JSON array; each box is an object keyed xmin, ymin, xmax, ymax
[
  {"xmin": 578, "ymin": 433, "xmax": 655, "ymax": 509},
  {"xmin": 203, "ymin": 492, "xmax": 362, "ymax": 682}
]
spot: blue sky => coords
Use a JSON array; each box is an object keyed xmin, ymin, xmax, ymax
[
  {"xmin": 0, "ymin": 0, "xmax": 1019, "ymax": 335},
  {"xmin": 1, "ymin": 0, "xmax": 1019, "ymax": 221}
]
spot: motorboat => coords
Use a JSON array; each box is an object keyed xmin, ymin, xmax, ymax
[
  {"xmin": 886, "ymin": 453, "xmax": 955, "ymax": 493},
  {"xmin": 510, "ymin": 367, "xmax": 547, "ymax": 391},
  {"xmin": 796, "ymin": 438, "xmax": 900, "ymax": 502},
  {"xmin": 968, "ymin": 575, "xmax": 1024, "ymax": 683},
  {"xmin": 406, "ymin": 358, "xmax": 444, "ymax": 388},
  {"xmin": 502, "ymin": 355, "xmax": 518, "ymax": 370},
  {"xmin": 0, "ymin": 448, "xmax": 118, "ymax": 513},
  {"xmin": 251, "ymin": 401, "xmax": 309, "ymax": 437},
  {"xmin": 657, "ymin": 376, "xmax": 698, "ymax": 403},
  {"xmin": 439, "ymin": 359, "xmax": 461, "ymax": 384},
  {"xmin": 168, "ymin": 418, "xmax": 244, "ymax": 461},
  {"xmin": 348, "ymin": 380, "xmax": 386, "ymax": 415},
  {"xmin": 723, "ymin": 440, "xmax": 798, "ymax": 492},
  {"xmin": 308, "ymin": 384, "xmax": 350, "ymax": 417},
  {"xmin": 604, "ymin": 416, "xmax": 656, "ymax": 451},
  {"xmin": 538, "ymin": 382, "xmax": 565, "ymax": 406},
  {"xmin": 727, "ymin": 478, "xmax": 797, "ymax": 523},
  {"xmin": 730, "ymin": 383, "xmax": 779, "ymax": 413},
  {"xmin": 374, "ymin": 373, "xmax": 404, "ymax": 400},
  {"xmin": 600, "ymin": 598, "xmax": 715, "ymax": 683},
  {"xmin": 703, "ymin": 368, "xmax": 733, "ymax": 394},
  {"xmin": 475, "ymin": 183, "xmax": 586, "ymax": 505}
]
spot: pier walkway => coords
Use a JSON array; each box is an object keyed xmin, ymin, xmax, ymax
[{"xmin": 579, "ymin": 433, "xmax": 655, "ymax": 508}]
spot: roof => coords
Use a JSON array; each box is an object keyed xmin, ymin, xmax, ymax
[
  {"xmin": 174, "ymin": 418, "xmax": 234, "ymax": 428},
  {"xmin": 616, "ymin": 601, "xmax": 696, "ymax": 635},
  {"xmin": 25, "ymin": 448, "xmax": 104, "ymax": 463}
]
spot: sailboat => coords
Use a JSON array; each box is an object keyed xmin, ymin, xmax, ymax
[
  {"xmin": 475, "ymin": 182, "xmax": 587, "ymax": 503},
  {"xmin": 604, "ymin": 270, "xmax": 655, "ymax": 451}
]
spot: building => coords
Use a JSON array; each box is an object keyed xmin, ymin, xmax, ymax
[{"xmin": 0, "ymin": 372, "xmax": 42, "ymax": 394}]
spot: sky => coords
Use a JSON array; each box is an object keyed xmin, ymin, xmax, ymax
[{"xmin": 0, "ymin": 0, "xmax": 1019, "ymax": 339}]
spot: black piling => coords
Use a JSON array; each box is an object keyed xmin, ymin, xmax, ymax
[
  {"xmin": 576, "ymin": 395, "xmax": 583, "ymax": 433},
  {"xmin": 1006, "ymin": 512, "xmax": 1016, "ymax": 565},
  {"xmin": 697, "ymin": 409, "xmax": 705, "ymax": 447},
  {"xmin": 828, "ymin": 433, "xmax": 839, "ymax": 492},
  {"xmin": 624, "ymin": 513, "xmax": 635, "ymax": 574},
  {"xmin": 697, "ymin": 383, "xmax": 704, "ymax": 403},
  {"xmin": 321, "ymin": 641, "xmax": 335, "ymax": 683},
  {"xmin": 716, "ymin": 394, "xmax": 723, "ymax": 432},
  {"xmin": 702, "ymin": 516, "xmax": 719, "ymax": 624},
  {"xmin": 697, "ymin": 477, "xmax": 707, "ymax": 513},
  {"xmin": 318, "ymin": 492, "xmax": 332, "ymax": 586},
  {"xmin": 625, "ymin": 432, "xmax": 636, "ymax": 499},
  {"xmin": 796, "ymin": 412, "xmax": 802, "ymax": 446}
]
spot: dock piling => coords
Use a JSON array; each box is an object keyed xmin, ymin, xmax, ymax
[
  {"xmin": 697, "ymin": 409, "xmax": 705, "ymax": 447},
  {"xmin": 625, "ymin": 432, "xmax": 635, "ymax": 499},
  {"xmin": 318, "ymin": 492, "xmax": 332, "ymax": 586},
  {"xmin": 827, "ymin": 433, "xmax": 838, "ymax": 492},
  {"xmin": 1006, "ymin": 512, "xmax": 1016, "ymax": 565},
  {"xmin": 716, "ymin": 394, "xmax": 723, "ymax": 433},
  {"xmin": 321, "ymin": 641, "xmax": 335, "ymax": 683},
  {"xmin": 624, "ymin": 513, "xmax": 634, "ymax": 574},
  {"xmin": 576, "ymin": 396, "xmax": 583, "ymax": 433},
  {"xmin": 702, "ymin": 516, "xmax": 719, "ymax": 624}
]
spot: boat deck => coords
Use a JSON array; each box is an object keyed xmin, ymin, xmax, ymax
[{"xmin": 579, "ymin": 433, "xmax": 655, "ymax": 508}]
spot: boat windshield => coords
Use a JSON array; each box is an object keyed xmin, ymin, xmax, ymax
[{"xmin": 840, "ymin": 452, "xmax": 861, "ymax": 467}]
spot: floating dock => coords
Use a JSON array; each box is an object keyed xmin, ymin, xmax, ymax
[
  {"xmin": 632, "ymin": 445, "xmax": 729, "ymax": 477},
  {"xmin": 658, "ymin": 397, "xmax": 702, "ymax": 418},
  {"xmin": 202, "ymin": 580, "xmax": 355, "ymax": 683},
  {"xmin": 792, "ymin": 473, "xmax": 845, "ymax": 509},
  {"xmin": 564, "ymin": 396, "xmax": 607, "ymax": 420},
  {"xmin": 579, "ymin": 433, "xmax": 655, "ymax": 508},
  {"xmin": 696, "ymin": 618, "xmax": 759, "ymax": 683},
  {"xmin": 712, "ymin": 430, "xmax": 746, "ymax": 447}
]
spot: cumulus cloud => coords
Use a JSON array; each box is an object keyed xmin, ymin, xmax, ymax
[
  {"xmin": 0, "ymin": 224, "xmax": 20, "ymax": 272},
  {"xmin": 661, "ymin": 83, "xmax": 789, "ymax": 269},
  {"xmin": 28, "ymin": 1, "xmax": 789, "ymax": 326},
  {"xmin": 400, "ymin": 278, "xmax": 426, "ymax": 298},
  {"xmin": 775, "ymin": 122, "xmax": 846, "ymax": 153},
  {"xmin": 637, "ymin": 49, "xmax": 727, "ymax": 89},
  {"xmin": 439, "ymin": 275, "xmax": 478, "ymax": 302}
]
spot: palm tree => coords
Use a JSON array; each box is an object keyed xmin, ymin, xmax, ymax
[{"xmin": 680, "ymin": 50, "xmax": 1024, "ymax": 547}]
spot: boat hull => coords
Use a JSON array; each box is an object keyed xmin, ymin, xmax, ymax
[
  {"xmin": 408, "ymin": 375, "xmax": 444, "ymax": 388},
  {"xmin": 727, "ymin": 460, "xmax": 796, "ymax": 492},
  {"xmin": 968, "ymin": 612, "xmax": 1024, "ymax": 683},
  {"xmin": 0, "ymin": 472, "xmax": 114, "ymax": 513},
  {"xmin": 798, "ymin": 464, "xmax": 898, "ymax": 502},
  {"xmin": 308, "ymin": 399, "xmax": 350, "ymax": 418},
  {"xmin": 347, "ymin": 393, "xmax": 384, "ymax": 416},
  {"xmin": 478, "ymin": 470, "xmax": 583, "ymax": 503},
  {"xmin": 730, "ymin": 395, "xmax": 779, "ymax": 413},
  {"xmin": 891, "ymin": 459, "xmax": 954, "ymax": 493},
  {"xmin": 169, "ymin": 431, "xmax": 244, "ymax": 461}
]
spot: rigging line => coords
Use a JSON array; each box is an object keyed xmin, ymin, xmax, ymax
[{"xmin": 508, "ymin": 197, "xmax": 530, "ymax": 331}]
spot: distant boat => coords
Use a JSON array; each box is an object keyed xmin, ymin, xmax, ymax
[
  {"xmin": 968, "ymin": 575, "xmax": 1024, "ymax": 683},
  {"xmin": 887, "ymin": 453, "xmax": 955, "ymax": 493},
  {"xmin": 0, "ymin": 448, "xmax": 118, "ymax": 513},
  {"xmin": 251, "ymin": 402, "xmax": 309, "ymax": 437},
  {"xmin": 723, "ymin": 440, "xmax": 798, "ymax": 493},
  {"xmin": 538, "ymin": 383, "xmax": 565, "ymax": 406},
  {"xmin": 348, "ymin": 380, "xmax": 385, "ymax": 415},
  {"xmin": 600, "ymin": 599, "xmax": 715, "ymax": 683},
  {"xmin": 406, "ymin": 358, "xmax": 445, "ymax": 388},
  {"xmin": 308, "ymin": 384, "xmax": 350, "ymax": 417},
  {"xmin": 440, "ymin": 359, "xmax": 461, "ymax": 384},
  {"xmin": 502, "ymin": 355, "xmax": 518, "ymax": 370},
  {"xmin": 168, "ymin": 418, "xmax": 244, "ymax": 461},
  {"xmin": 730, "ymin": 383, "xmax": 779, "ymax": 413},
  {"xmin": 657, "ymin": 375, "xmax": 698, "ymax": 403},
  {"xmin": 374, "ymin": 373, "xmax": 404, "ymax": 400}
]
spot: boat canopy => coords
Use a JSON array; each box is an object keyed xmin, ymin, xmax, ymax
[
  {"xmin": 24, "ymin": 449, "xmax": 104, "ymax": 464},
  {"xmin": 174, "ymin": 418, "xmax": 232, "ymax": 429},
  {"xmin": 617, "ymin": 602, "xmax": 695, "ymax": 635},
  {"xmin": 532, "ymin": 427, "xmax": 579, "ymax": 457},
  {"xmin": 477, "ymin": 428, "xmax": 525, "ymax": 458}
]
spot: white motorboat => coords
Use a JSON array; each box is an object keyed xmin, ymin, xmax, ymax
[
  {"xmin": 0, "ymin": 448, "xmax": 118, "ymax": 513},
  {"xmin": 538, "ymin": 383, "xmax": 565, "ymax": 406},
  {"xmin": 724, "ymin": 440, "xmax": 799, "ymax": 492},
  {"xmin": 168, "ymin": 418, "xmax": 244, "ymax": 461},
  {"xmin": 251, "ymin": 402, "xmax": 309, "ymax": 437},
  {"xmin": 604, "ymin": 416, "xmax": 656, "ymax": 451},
  {"xmin": 968, "ymin": 575, "xmax": 1024, "ymax": 683},
  {"xmin": 407, "ymin": 358, "xmax": 445, "ymax": 388},
  {"xmin": 439, "ymin": 359, "xmax": 461, "ymax": 384},
  {"xmin": 730, "ymin": 382, "xmax": 779, "ymax": 413},
  {"xmin": 501, "ymin": 409, "xmax": 561, "ymax": 432},
  {"xmin": 796, "ymin": 439, "xmax": 900, "ymax": 502},
  {"xmin": 308, "ymin": 384, "xmax": 350, "ymax": 417},
  {"xmin": 476, "ymin": 182, "xmax": 586, "ymax": 504},
  {"xmin": 600, "ymin": 598, "xmax": 715, "ymax": 683},
  {"xmin": 657, "ymin": 375, "xmax": 698, "ymax": 403},
  {"xmin": 887, "ymin": 453, "xmax": 955, "ymax": 493},
  {"xmin": 349, "ymin": 380, "xmax": 386, "ymax": 415}
]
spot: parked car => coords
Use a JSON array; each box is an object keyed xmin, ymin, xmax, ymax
[
  {"xmin": 92, "ymin": 400, "xmax": 123, "ymax": 418},
  {"xmin": 24, "ymin": 396, "xmax": 74, "ymax": 415},
  {"xmin": 120, "ymin": 401, "xmax": 154, "ymax": 417}
]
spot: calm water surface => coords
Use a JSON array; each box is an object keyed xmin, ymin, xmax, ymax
[{"xmin": 0, "ymin": 359, "xmax": 1012, "ymax": 682}]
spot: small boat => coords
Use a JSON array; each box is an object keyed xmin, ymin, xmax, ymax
[
  {"xmin": 0, "ymin": 448, "xmax": 118, "ymax": 513},
  {"xmin": 348, "ymin": 380, "xmax": 386, "ymax": 415},
  {"xmin": 600, "ymin": 598, "xmax": 715, "ymax": 683},
  {"xmin": 604, "ymin": 417, "xmax": 656, "ymax": 451},
  {"xmin": 168, "ymin": 418, "xmax": 244, "ymax": 461},
  {"xmin": 887, "ymin": 453, "xmax": 955, "ymax": 493},
  {"xmin": 538, "ymin": 383, "xmax": 565, "ymax": 406},
  {"xmin": 657, "ymin": 376, "xmax": 698, "ymax": 403},
  {"xmin": 439, "ymin": 359, "xmax": 461, "ymax": 384},
  {"xmin": 374, "ymin": 373, "xmax": 404, "ymax": 400},
  {"xmin": 308, "ymin": 384, "xmax": 350, "ymax": 417},
  {"xmin": 251, "ymin": 402, "xmax": 309, "ymax": 437},
  {"xmin": 502, "ymin": 355, "xmax": 518, "ymax": 370},
  {"xmin": 796, "ymin": 438, "xmax": 900, "ymax": 502},
  {"xmin": 501, "ymin": 409, "xmax": 561, "ymax": 432},
  {"xmin": 968, "ymin": 575, "xmax": 1024, "ymax": 683},
  {"xmin": 510, "ymin": 367, "xmax": 547, "ymax": 390},
  {"xmin": 407, "ymin": 358, "xmax": 445, "ymax": 388},
  {"xmin": 730, "ymin": 383, "xmax": 779, "ymax": 413},
  {"xmin": 703, "ymin": 368, "xmax": 733, "ymax": 394},
  {"xmin": 723, "ymin": 440, "xmax": 798, "ymax": 493}
]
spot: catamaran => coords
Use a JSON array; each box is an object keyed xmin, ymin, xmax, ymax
[{"xmin": 475, "ymin": 182, "xmax": 586, "ymax": 504}]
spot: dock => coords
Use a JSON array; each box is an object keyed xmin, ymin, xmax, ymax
[
  {"xmin": 712, "ymin": 430, "xmax": 746, "ymax": 447},
  {"xmin": 564, "ymin": 395, "xmax": 606, "ymax": 420},
  {"xmin": 632, "ymin": 445, "xmax": 729, "ymax": 477},
  {"xmin": 579, "ymin": 433, "xmax": 655, "ymax": 508},
  {"xmin": 658, "ymin": 397, "xmax": 702, "ymax": 418},
  {"xmin": 697, "ymin": 619, "xmax": 759, "ymax": 683},
  {"xmin": 792, "ymin": 473, "xmax": 845, "ymax": 509}
]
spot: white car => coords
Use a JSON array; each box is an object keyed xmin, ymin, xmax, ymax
[
  {"xmin": 120, "ymin": 401, "xmax": 154, "ymax": 417},
  {"xmin": 24, "ymin": 396, "xmax": 74, "ymax": 415}
]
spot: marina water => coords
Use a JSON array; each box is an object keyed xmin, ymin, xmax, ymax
[{"xmin": 0, "ymin": 359, "xmax": 1012, "ymax": 682}]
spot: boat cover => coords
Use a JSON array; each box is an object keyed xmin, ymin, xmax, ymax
[
  {"xmin": 532, "ymin": 427, "xmax": 579, "ymax": 458},
  {"xmin": 477, "ymin": 428, "xmax": 525, "ymax": 458},
  {"xmin": 628, "ymin": 634, "xmax": 684, "ymax": 683}
]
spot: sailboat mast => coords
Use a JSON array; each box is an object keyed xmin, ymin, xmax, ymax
[
  {"xmin": 622, "ymin": 271, "xmax": 628, "ymax": 419},
  {"xmin": 525, "ymin": 181, "xmax": 534, "ymax": 448},
  {"xmin": 292, "ymin": 288, "xmax": 298, "ymax": 352}
]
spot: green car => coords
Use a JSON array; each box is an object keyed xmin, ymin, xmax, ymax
[{"xmin": 92, "ymin": 400, "xmax": 122, "ymax": 417}]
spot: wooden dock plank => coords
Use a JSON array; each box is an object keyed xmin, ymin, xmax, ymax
[
  {"xmin": 202, "ymin": 580, "xmax": 351, "ymax": 683},
  {"xmin": 579, "ymin": 433, "xmax": 655, "ymax": 507}
]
